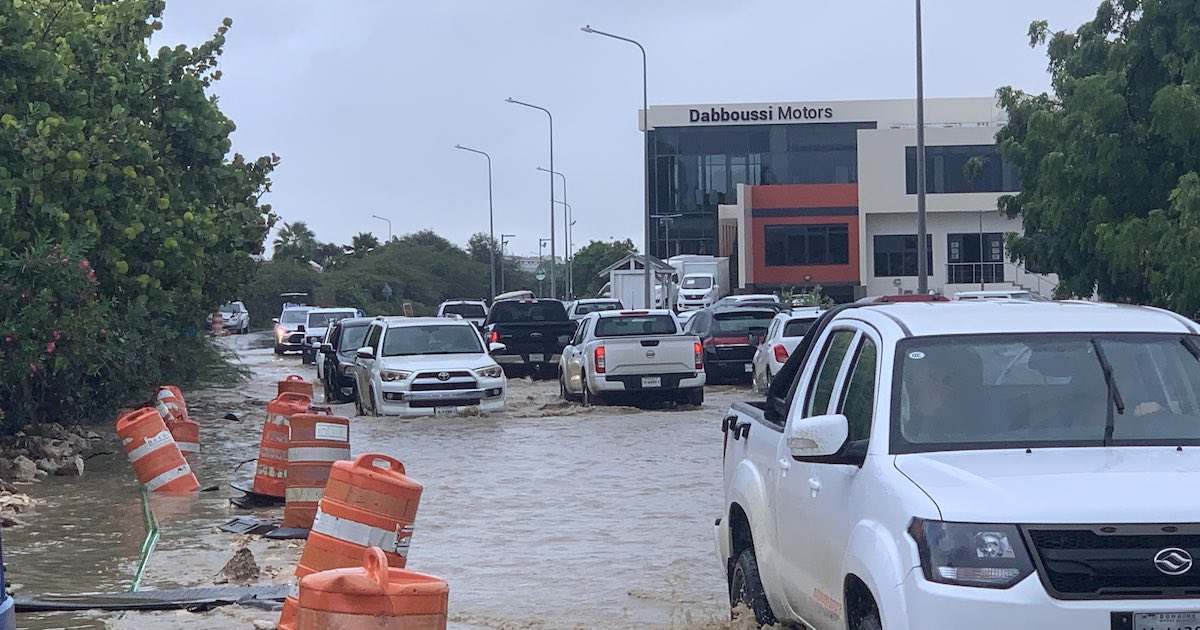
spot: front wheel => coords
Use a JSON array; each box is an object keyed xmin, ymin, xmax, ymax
[
  {"xmin": 729, "ymin": 548, "xmax": 776, "ymax": 627},
  {"xmin": 274, "ymin": 345, "xmax": 284, "ymax": 356},
  {"xmin": 301, "ymin": 350, "xmax": 313, "ymax": 365}
]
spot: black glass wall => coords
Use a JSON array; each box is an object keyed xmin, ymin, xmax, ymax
[
  {"xmin": 647, "ymin": 122, "xmax": 876, "ymax": 257},
  {"xmin": 905, "ymin": 145, "xmax": 1021, "ymax": 194}
]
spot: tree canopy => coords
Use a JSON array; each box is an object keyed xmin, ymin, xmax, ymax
[{"xmin": 998, "ymin": 0, "xmax": 1200, "ymax": 312}]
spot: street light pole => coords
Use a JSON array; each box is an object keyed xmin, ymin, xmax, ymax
[
  {"xmin": 371, "ymin": 214, "xmax": 392, "ymax": 243},
  {"xmin": 538, "ymin": 166, "xmax": 571, "ymax": 298},
  {"xmin": 454, "ymin": 144, "xmax": 497, "ymax": 300},
  {"xmin": 539, "ymin": 237, "xmax": 551, "ymax": 297},
  {"xmin": 507, "ymin": 98, "xmax": 556, "ymax": 299},
  {"xmin": 500, "ymin": 233, "xmax": 516, "ymax": 294},
  {"xmin": 915, "ymin": 0, "xmax": 929, "ymax": 294},
  {"xmin": 650, "ymin": 213, "xmax": 682, "ymax": 258},
  {"xmin": 581, "ymin": 25, "xmax": 651, "ymax": 309}
]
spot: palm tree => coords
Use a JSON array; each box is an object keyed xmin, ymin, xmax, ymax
[
  {"xmin": 351, "ymin": 232, "xmax": 380, "ymax": 256},
  {"xmin": 273, "ymin": 221, "xmax": 318, "ymax": 261}
]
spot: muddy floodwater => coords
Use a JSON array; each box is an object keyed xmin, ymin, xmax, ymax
[{"xmin": 7, "ymin": 332, "xmax": 752, "ymax": 629}]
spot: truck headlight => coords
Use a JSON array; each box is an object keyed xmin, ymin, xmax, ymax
[
  {"xmin": 474, "ymin": 366, "xmax": 503, "ymax": 379},
  {"xmin": 380, "ymin": 370, "xmax": 411, "ymax": 382},
  {"xmin": 908, "ymin": 519, "xmax": 1034, "ymax": 588},
  {"xmin": 340, "ymin": 365, "xmax": 354, "ymax": 376}
]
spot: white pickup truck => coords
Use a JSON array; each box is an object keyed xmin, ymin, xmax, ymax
[
  {"xmin": 558, "ymin": 309, "xmax": 705, "ymax": 406},
  {"xmin": 718, "ymin": 298, "xmax": 1200, "ymax": 629}
]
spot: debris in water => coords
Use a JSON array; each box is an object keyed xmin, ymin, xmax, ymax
[{"xmin": 214, "ymin": 547, "xmax": 260, "ymax": 584}]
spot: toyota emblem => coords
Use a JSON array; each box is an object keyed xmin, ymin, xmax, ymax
[
  {"xmin": 1154, "ymin": 548, "xmax": 1193, "ymax": 576},
  {"xmin": 437, "ymin": 371, "xmax": 451, "ymax": 381}
]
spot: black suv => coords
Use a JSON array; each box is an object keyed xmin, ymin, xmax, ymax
[
  {"xmin": 319, "ymin": 317, "xmax": 373, "ymax": 403},
  {"xmin": 684, "ymin": 306, "xmax": 776, "ymax": 384}
]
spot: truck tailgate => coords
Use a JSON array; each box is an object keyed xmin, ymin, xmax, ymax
[{"xmin": 601, "ymin": 335, "xmax": 697, "ymax": 376}]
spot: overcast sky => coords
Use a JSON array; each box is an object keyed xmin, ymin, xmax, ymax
[{"xmin": 156, "ymin": 0, "xmax": 1100, "ymax": 258}]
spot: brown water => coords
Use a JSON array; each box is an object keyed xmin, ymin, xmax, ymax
[{"xmin": 8, "ymin": 333, "xmax": 750, "ymax": 629}]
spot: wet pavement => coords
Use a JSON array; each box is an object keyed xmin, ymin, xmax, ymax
[{"xmin": 7, "ymin": 332, "xmax": 750, "ymax": 629}]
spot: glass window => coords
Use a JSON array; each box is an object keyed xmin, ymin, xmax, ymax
[
  {"xmin": 764, "ymin": 224, "xmax": 851, "ymax": 266},
  {"xmin": 364, "ymin": 324, "xmax": 383, "ymax": 352},
  {"xmin": 442, "ymin": 303, "xmax": 486, "ymax": 318},
  {"xmin": 382, "ymin": 324, "xmax": 484, "ymax": 357},
  {"xmin": 905, "ymin": 145, "xmax": 1022, "ymax": 194},
  {"xmin": 947, "ymin": 233, "xmax": 1006, "ymax": 284},
  {"xmin": 712, "ymin": 310, "xmax": 774, "ymax": 336},
  {"xmin": 840, "ymin": 337, "xmax": 878, "ymax": 442},
  {"xmin": 575, "ymin": 301, "xmax": 623, "ymax": 315},
  {"xmin": 893, "ymin": 334, "xmax": 1200, "ymax": 453},
  {"xmin": 594, "ymin": 314, "xmax": 678, "ymax": 337},
  {"xmin": 682, "ymin": 276, "xmax": 713, "ymax": 290},
  {"xmin": 307, "ymin": 310, "xmax": 356, "ymax": 329},
  {"xmin": 280, "ymin": 309, "xmax": 308, "ymax": 324},
  {"xmin": 783, "ymin": 318, "xmax": 818, "ymax": 338},
  {"xmin": 338, "ymin": 324, "xmax": 369, "ymax": 354},
  {"xmin": 873, "ymin": 234, "xmax": 934, "ymax": 277},
  {"xmin": 489, "ymin": 301, "xmax": 568, "ymax": 323},
  {"xmin": 807, "ymin": 330, "xmax": 856, "ymax": 417}
]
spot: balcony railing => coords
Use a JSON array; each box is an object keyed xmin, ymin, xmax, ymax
[{"xmin": 946, "ymin": 262, "xmax": 1005, "ymax": 285}]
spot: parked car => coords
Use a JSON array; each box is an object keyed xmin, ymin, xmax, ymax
[
  {"xmin": 559, "ymin": 310, "xmax": 704, "ymax": 406},
  {"xmin": 954, "ymin": 289, "xmax": 1045, "ymax": 301},
  {"xmin": 566, "ymin": 298, "xmax": 625, "ymax": 321},
  {"xmin": 301, "ymin": 307, "xmax": 358, "ymax": 365},
  {"xmin": 482, "ymin": 296, "xmax": 577, "ymax": 379},
  {"xmin": 718, "ymin": 298, "xmax": 1200, "ymax": 629},
  {"xmin": 318, "ymin": 317, "xmax": 372, "ymax": 403},
  {"xmin": 352, "ymin": 317, "xmax": 506, "ymax": 417},
  {"xmin": 751, "ymin": 308, "xmax": 823, "ymax": 392},
  {"xmin": 714, "ymin": 293, "xmax": 781, "ymax": 308},
  {"xmin": 683, "ymin": 306, "xmax": 776, "ymax": 384},
  {"xmin": 273, "ymin": 305, "xmax": 312, "ymax": 355},
  {"xmin": 437, "ymin": 299, "xmax": 489, "ymax": 328},
  {"xmin": 207, "ymin": 301, "xmax": 250, "ymax": 334}
]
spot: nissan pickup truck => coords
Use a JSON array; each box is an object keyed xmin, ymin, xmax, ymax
[
  {"xmin": 483, "ymin": 297, "xmax": 577, "ymax": 379},
  {"xmin": 717, "ymin": 298, "xmax": 1200, "ymax": 630},
  {"xmin": 558, "ymin": 309, "xmax": 704, "ymax": 406}
]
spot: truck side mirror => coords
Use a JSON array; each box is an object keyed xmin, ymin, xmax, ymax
[
  {"xmin": 489, "ymin": 342, "xmax": 507, "ymax": 353},
  {"xmin": 785, "ymin": 414, "xmax": 849, "ymax": 458},
  {"xmin": 356, "ymin": 347, "xmax": 374, "ymax": 360},
  {"xmin": 272, "ymin": 317, "xmax": 279, "ymax": 324},
  {"xmin": 320, "ymin": 343, "xmax": 334, "ymax": 354}
]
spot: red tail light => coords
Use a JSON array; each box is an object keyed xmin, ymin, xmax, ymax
[
  {"xmin": 773, "ymin": 344, "xmax": 789, "ymax": 362},
  {"xmin": 694, "ymin": 341, "xmax": 704, "ymax": 369},
  {"xmin": 490, "ymin": 330, "xmax": 499, "ymax": 343},
  {"xmin": 594, "ymin": 346, "xmax": 606, "ymax": 373}
]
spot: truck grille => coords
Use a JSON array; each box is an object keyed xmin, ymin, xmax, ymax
[
  {"xmin": 1024, "ymin": 525, "xmax": 1200, "ymax": 600},
  {"xmin": 411, "ymin": 381, "xmax": 477, "ymax": 391}
]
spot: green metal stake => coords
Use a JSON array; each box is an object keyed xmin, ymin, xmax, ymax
[{"xmin": 130, "ymin": 487, "xmax": 159, "ymax": 592}]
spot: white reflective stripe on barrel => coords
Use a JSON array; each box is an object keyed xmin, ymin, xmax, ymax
[
  {"xmin": 310, "ymin": 510, "xmax": 414, "ymax": 556},
  {"xmin": 126, "ymin": 430, "xmax": 175, "ymax": 463},
  {"xmin": 287, "ymin": 446, "xmax": 351, "ymax": 462},
  {"xmin": 155, "ymin": 402, "xmax": 173, "ymax": 421},
  {"xmin": 285, "ymin": 486, "xmax": 326, "ymax": 503},
  {"xmin": 177, "ymin": 442, "xmax": 200, "ymax": 454},
  {"xmin": 143, "ymin": 462, "xmax": 192, "ymax": 491},
  {"xmin": 256, "ymin": 464, "xmax": 286, "ymax": 478},
  {"xmin": 156, "ymin": 389, "xmax": 171, "ymax": 401}
]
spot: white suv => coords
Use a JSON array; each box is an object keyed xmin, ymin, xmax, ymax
[
  {"xmin": 352, "ymin": 317, "xmax": 506, "ymax": 416},
  {"xmin": 719, "ymin": 300, "xmax": 1200, "ymax": 629}
]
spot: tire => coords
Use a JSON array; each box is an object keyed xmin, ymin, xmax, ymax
[
  {"xmin": 354, "ymin": 385, "xmax": 366, "ymax": 416},
  {"xmin": 322, "ymin": 376, "xmax": 331, "ymax": 403},
  {"xmin": 240, "ymin": 324, "xmax": 249, "ymax": 335},
  {"xmin": 581, "ymin": 373, "xmax": 602, "ymax": 407},
  {"xmin": 684, "ymin": 387, "xmax": 704, "ymax": 406},
  {"xmin": 301, "ymin": 349, "xmax": 313, "ymax": 365},
  {"xmin": 729, "ymin": 548, "xmax": 776, "ymax": 627},
  {"xmin": 559, "ymin": 377, "xmax": 571, "ymax": 402},
  {"xmin": 367, "ymin": 386, "xmax": 379, "ymax": 416},
  {"xmin": 274, "ymin": 344, "xmax": 284, "ymax": 356},
  {"xmin": 848, "ymin": 582, "xmax": 883, "ymax": 630}
]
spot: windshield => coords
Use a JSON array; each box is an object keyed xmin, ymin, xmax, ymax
[
  {"xmin": 713, "ymin": 311, "xmax": 774, "ymax": 335},
  {"xmin": 594, "ymin": 315, "xmax": 678, "ymax": 337},
  {"xmin": 682, "ymin": 277, "xmax": 712, "ymax": 290},
  {"xmin": 308, "ymin": 311, "xmax": 355, "ymax": 329},
  {"xmin": 783, "ymin": 319, "xmax": 816, "ymax": 338},
  {"xmin": 576, "ymin": 301, "xmax": 622, "ymax": 315},
  {"xmin": 280, "ymin": 309, "xmax": 308, "ymax": 324},
  {"xmin": 442, "ymin": 303, "xmax": 486, "ymax": 318},
  {"xmin": 219, "ymin": 302, "xmax": 243, "ymax": 313},
  {"xmin": 382, "ymin": 324, "xmax": 483, "ymax": 356},
  {"xmin": 337, "ymin": 324, "xmax": 369, "ymax": 354},
  {"xmin": 892, "ymin": 334, "xmax": 1200, "ymax": 453},
  {"xmin": 489, "ymin": 301, "xmax": 568, "ymax": 323}
]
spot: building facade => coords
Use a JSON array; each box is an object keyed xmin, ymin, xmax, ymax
[{"xmin": 643, "ymin": 97, "xmax": 1056, "ymax": 302}]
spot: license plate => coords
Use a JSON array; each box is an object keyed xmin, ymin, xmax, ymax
[
  {"xmin": 529, "ymin": 353, "xmax": 545, "ymax": 363},
  {"xmin": 433, "ymin": 407, "xmax": 457, "ymax": 416},
  {"xmin": 744, "ymin": 363, "xmax": 753, "ymax": 373},
  {"xmin": 1135, "ymin": 612, "xmax": 1200, "ymax": 630},
  {"xmin": 641, "ymin": 376, "xmax": 662, "ymax": 388}
]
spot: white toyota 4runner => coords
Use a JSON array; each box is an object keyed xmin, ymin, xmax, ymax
[{"xmin": 717, "ymin": 298, "xmax": 1200, "ymax": 630}]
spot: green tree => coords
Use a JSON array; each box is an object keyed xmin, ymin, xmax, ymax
[
  {"xmin": 570, "ymin": 239, "xmax": 637, "ymax": 297},
  {"xmin": 350, "ymin": 232, "xmax": 380, "ymax": 256},
  {"xmin": 997, "ymin": 0, "xmax": 1200, "ymax": 310},
  {"xmin": 273, "ymin": 221, "xmax": 318, "ymax": 262}
]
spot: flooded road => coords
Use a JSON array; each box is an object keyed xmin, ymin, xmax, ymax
[{"xmin": 9, "ymin": 332, "xmax": 749, "ymax": 629}]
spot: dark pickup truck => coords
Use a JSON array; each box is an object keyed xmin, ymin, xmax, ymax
[{"xmin": 483, "ymin": 298, "xmax": 577, "ymax": 379}]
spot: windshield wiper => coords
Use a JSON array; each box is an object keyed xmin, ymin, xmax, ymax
[{"xmin": 1091, "ymin": 339, "xmax": 1125, "ymax": 447}]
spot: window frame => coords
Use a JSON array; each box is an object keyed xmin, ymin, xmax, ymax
[
  {"xmin": 804, "ymin": 328, "xmax": 861, "ymax": 418},
  {"xmin": 764, "ymin": 223, "xmax": 851, "ymax": 267}
]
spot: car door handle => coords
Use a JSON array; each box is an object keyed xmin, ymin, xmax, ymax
[{"xmin": 808, "ymin": 478, "xmax": 822, "ymax": 494}]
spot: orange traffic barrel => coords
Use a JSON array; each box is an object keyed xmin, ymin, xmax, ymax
[
  {"xmin": 282, "ymin": 413, "xmax": 352, "ymax": 529},
  {"xmin": 278, "ymin": 375, "xmax": 314, "ymax": 398},
  {"xmin": 154, "ymin": 386, "xmax": 187, "ymax": 423},
  {"xmin": 277, "ymin": 596, "xmax": 300, "ymax": 630},
  {"xmin": 169, "ymin": 418, "xmax": 201, "ymax": 455},
  {"xmin": 294, "ymin": 547, "xmax": 448, "ymax": 630},
  {"xmin": 251, "ymin": 392, "xmax": 312, "ymax": 498},
  {"xmin": 296, "ymin": 454, "xmax": 421, "ymax": 578},
  {"xmin": 115, "ymin": 408, "xmax": 200, "ymax": 492}
]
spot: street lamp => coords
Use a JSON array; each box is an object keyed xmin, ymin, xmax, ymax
[
  {"xmin": 650, "ymin": 213, "xmax": 682, "ymax": 259},
  {"xmin": 500, "ymin": 233, "xmax": 516, "ymax": 294},
  {"xmin": 914, "ymin": 0, "xmax": 929, "ymax": 293},
  {"xmin": 582, "ymin": 24, "xmax": 652, "ymax": 309},
  {"xmin": 371, "ymin": 214, "xmax": 392, "ymax": 243},
  {"xmin": 454, "ymin": 144, "xmax": 497, "ymax": 300},
  {"xmin": 539, "ymin": 237, "xmax": 552, "ymax": 297},
  {"xmin": 538, "ymin": 166, "xmax": 572, "ymax": 297},
  {"xmin": 506, "ymin": 98, "xmax": 556, "ymax": 298}
]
